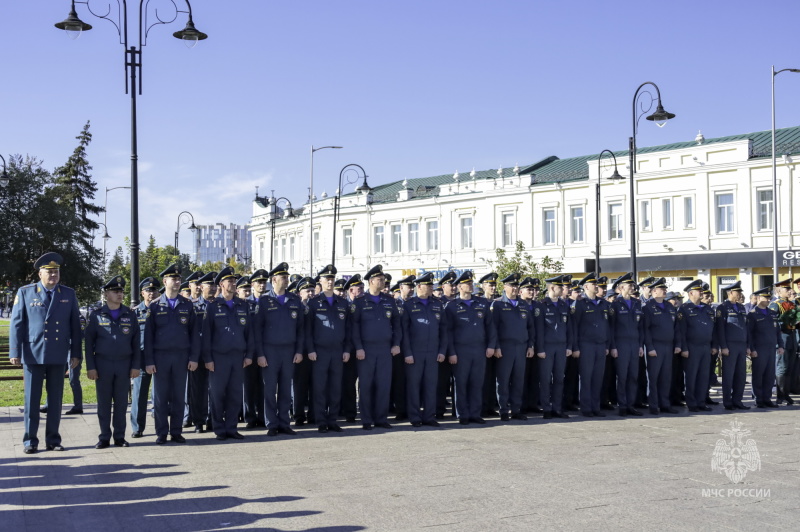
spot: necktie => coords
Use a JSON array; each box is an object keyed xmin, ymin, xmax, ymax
[{"xmin": 43, "ymin": 290, "xmax": 52, "ymax": 308}]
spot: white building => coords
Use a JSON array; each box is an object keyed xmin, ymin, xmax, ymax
[
  {"xmin": 193, "ymin": 223, "xmax": 252, "ymax": 266},
  {"xmin": 249, "ymin": 126, "xmax": 800, "ymax": 299}
]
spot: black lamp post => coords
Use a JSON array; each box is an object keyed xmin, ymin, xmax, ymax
[
  {"xmin": 332, "ymin": 164, "xmax": 370, "ymax": 267},
  {"xmin": 54, "ymin": 0, "xmax": 208, "ymax": 305},
  {"xmin": 0, "ymin": 154, "xmax": 9, "ymax": 189},
  {"xmin": 594, "ymin": 150, "xmax": 624, "ymax": 274},
  {"xmin": 269, "ymin": 197, "xmax": 294, "ymax": 270},
  {"xmin": 174, "ymin": 210, "xmax": 197, "ymax": 255},
  {"xmin": 629, "ymin": 82, "xmax": 676, "ymax": 280}
]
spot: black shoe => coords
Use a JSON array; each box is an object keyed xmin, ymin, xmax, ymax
[
  {"xmin": 410, "ymin": 421, "xmax": 422, "ymax": 427},
  {"xmin": 734, "ymin": 403, "xmax": 751, "ymax": 410},
  {"xmin": 661, "ymin": 407, "xmax": 679, "ymax": 414},
  {"xmin": 706, "ymin": 398, "xmax": 719, "ymax": 405},
  {"xmin": 278, "ymin": 427, "xmax": 297, "ymax": 435},
  {"xmin": 469, "ymin": 417, "xmax": 487, "ymax": 424},
  {"xmin": 215, "ymin": 434, "xmax": 227, "ymax": 441},
  {"xmin": 194, "ymin": 426, "xmax": 205, "ymax": 433},
  {"xmin": 511, "ymin": 413, "xmax": 527, "ymax": 421},
  {"xmin": 486, "ymin": 410, "xmax": 500, "ymax": 417},
  {"xmin": 228, "ymin": 432, "xmax": 245, "ymax": 440},
  {"xmin": 131, "ymin": 431, "xmax": 143, "ymax": 438},
  {"xmin": 687, "ymin": 406, "xmax": 699, "ymax": 413},
  {"xmin": 423, "ymin": 420, "xmax": 440, "ymax": 427},
  {"xmin": 649, "ymin": 408, "xmax": 660, "ymax": 415},
  {"xmin": 593, "ymin": 411, "xmax": 606, "ymax": 418},
  {"xmin": 618, "ymin": 409, "xmax": 629, "ymax": 417},
  {"xmin": 633, "ymin": 402, "xmax": 648, "ymax": 409},
  {"xmin": 500, "ymin": 413, "xmax": 510, "ymax": 421},
  {"xmin": 543, "ymin": 411, "xmax": 553, "ymax": 420},
  {"xmin": 182, "ymin": 421, "xmax": 193, "ymax": 428},
  {"xmin": 756, "ymin": 403, "xmax": 766, "ymax": 409},
  {"xmin": 64, "ymin": 407, "xmax": 83, "ymax": 415},
  {"xmin": 528, "ymin": 407, "xmax": 544, "ymax": 414},
  {"xmin": 724, "ymin": 405, "xmax": 735, "ymax": 411},
  {"xmin": 600, "ymin": 402, "xmax": 615, "ymax": 411},
  {"xmin": 156, "ymin": 436, "xmax": 167, "ymax": 444},
  {"xmin": 765, "ymin": 401, "xmax": 779, "ymax": 408},
  {"xmin": 376, "ymin": 422, "xmax": 392, "ymax": 429},
  {"xmin": 627, "ymin": 408, "xmax": 643, "ymax": 416},
  {"xmin": 46, "ymin": 444, "xmax": 65, "ymax": 451},
  {"xmin": 23, "ymin": 445, "xmax": 37, "ymax": 454},
  {"xmin": 95, "ymin": 441, "xmax": 110, "ymax": 449},
  {"xmin": 206, "ymin": 423, "xmax": 213, "ymax": 432},
  {"xmin": 435, "ymin": 413, "xmax": 446, "ymax": 420},
  {"xmin": 114, "ymin": 440, "xmax": 130, "ymax": 447},
  {"xmin": 318, "ymin": 425, "xmax": 329, "ymax": 433},
  {"xmin": 171, "ymin": 435, "xmax": 187, "ymax": 443},
  {"xmin": 459, "ymin": 418, "xmax": 470, "ymax": 425},
  {"xmin": 362, "ymin": 423, "xmax": 374, "ymax": 430},
  {"xmin": 329, "ymin": 423, "xmax": 343, "ymax": 432},
  {"xmin": 553, "ymin": 412, "xmax": 570, "ymax": 419},
  {"xmin": 394, "ymin": 414, "xmax": 408, "ymax": 421},
  {"xmin": 245, "ymin": 421, "xmax": 258, "ymax": 429},
  {"xmin": 346, "ymin": 417, "xmax": 356, "ymax": 423},
  {"xmin": 294, "ymin": 418, "xmax": 306, "ymax": 427},
  {"xmin": 698, "ymin": 405, "xmax": 712, "ymax": 412},
  {"xmin": 39, "ymin": 406, "xmax": 48, "ymax": 413},
  {"xmin": 581, "ymin": 411, "xmax": 594, "ymax": 417},
  {"xmin": 786, "ymin": 396, "xmax": 795, "ymax": 405},
  {"xmin": 267, "ymin": 428, "xmax": 278, "ymax": 437}
]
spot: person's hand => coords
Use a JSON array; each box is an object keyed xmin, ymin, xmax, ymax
[
  {"xmin": 87, "ymin": 369, "xmax": 98, "ymax": 381},
  {"xmin": 146, "ymin": 365, "xmax": 156, "ymax": 374},
  {"xmin": 720, "ymin": 348, "xmax": 729, "ymax": 356},
  {"xmin": 9, "ymin": 358, "xmax": 21, "ymax": 366},
  {"xmin": 405, "ymin": 355, "xmax": 414, "ymax": 365},
  {"xmin": 257, "ymin": 356, "xmax": 268, "ymax": 367},
  {"xmin": 495, "ymin": 349, "xmax": 503, "ymax": 359},
  {"xmin": 610, "ymin": 349, "xmax": 618, "ymax": 358},
  {"xmin": 205, "ymin": 361, "xmax": 215, "ymax": 372},
  {"xmin": 130, "ymin": 368, "xmax": 140, "ymax": 378},
  {"xmin": 525, "ymin": 347, "xmax": 534, "ymax": 359},
  {"xmin": 573, "ymin": 351, "xmax": 580, "ymax": 358},
  {"xmin": 673, "ymin": 347, "xmax": 681, "ymax": 355},
  {"xmin": 777, "ymin": 348, "xmax": 784, "ymax": 356},
  {"xmin": 436, "ymin": 354, "xmax": 445, "ymax": 363},
  {"xmin": 343, "ymin": 352, "xmax": 350, "ymax": 363},
  {"xmin": 638, "ymin": 348, "xmax": 644, "ymax": 358},
  {"xmin": 293, "ymin": 353, "xmax": 303, "ymax": 364},
  {"xmin": 537, "ymin": 352, "xmax": 546, "ymax": 359},
  {"xmin": 70, "ymin": 358, "xmax": 80, "ymax": 369},
  {"xmin": 681, "ymin": 351, "xmax": 689, "ymax": 358},
  {"xmin": 605, "ymin": 349, "xmax": 611, "ymax": 356},
  {"xmin": 356, "ymin": 349, "xmax": 366, "ymax": 361},
  {"xmin": 448, "ymin": 355, "xmax": 457, "ymax": 365},
  {"xmin": 565, "ymin": 349, "xmax": 572, "ymax": 357},
  {"xmin": 648, "ymin": 350, "xmax": 657, "ymax": 357},
  {"xmin": 391, "ymin": 345, "xmax": 401, "ymax": 356},
  {"xmin": 308, "ymin": 352, "xmax": 317, "ymax": 362},
  {"xmin": 749, "ymin": 351, "xmax": 758, "ymax": 358},
  {"xmin": 243, "ymin": 358, "xmax": 252, "ymax": 368},
  {"xmin": 188, "ymin": 361, "xmax": 198, "ymax": 371},
  {"xmin": 711, "ymin": 348, "xmax": 718, "ymax": 356},
  {"xmin": 485, "ymin": 348, "xmax": 494, "ymax": 358}
]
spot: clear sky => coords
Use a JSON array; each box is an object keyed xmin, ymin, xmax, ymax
[{"xmin": 2, "ymin": 0, "xmax": 800, "ymax": 261}]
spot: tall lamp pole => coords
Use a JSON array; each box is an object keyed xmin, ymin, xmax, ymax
[
  {"xmin": 54, "ymin": 0, "xmax": 208, "ymax": 305},
  {"xmin": 103, "ymin": 185, "xmax": 130, "ymax": 270},
  {"xmin": 332, "ymin": 164, "xmax": 370, "ymax": 267},
  {"xmin": 269, "ymin": 196, "xmax": 294, "ymax": 270},
  {"xmin": 174, "ymin": 210, "xmax": 197, "ymax": 255},
  {"xmin": 309, "ymin": 145, "xmax": 342, "ymax": 275},
  {"xmin": 629, "ymin": 82, "xmax": 676, "ymax": 281},
  {"xmin": 771, "ymin": 66, "xmax": 800, "ymax": 286},
  {"xmin": 0, "ymin": 154, "xmax": 9, "ymax": 189},
  {"xmin": 594, "ymin": 150, "xmax": 624, "ymax": 274}
]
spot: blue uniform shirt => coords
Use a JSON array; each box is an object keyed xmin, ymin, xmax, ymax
[
  {"xmin": 570, "ymin": 295, "xmax": 612, "ymax": 350},
  {"xmin": 401, "ymin": 296, "xmax": 448, "ymax": 357},
  {"xmin": 445, "ymin": 296, "xmax": 496, "ymax": 355},
  {"xmin": 84, "ymin": 304, "xmax": 141, "ymax": 371},
  {"xmin": 351, "ymin": 292, "xmax": 402, "ymax": 350},
  {"xmin": 716, "ymin": 300, "xmax": 749, "ymax": 348},
  {"xmin": 490, "ymin": 293, "xmax": 535, "ymax": 349},
  {"xmin": 305, "ymin": 292, "xmax": 352, "ymax": 352}
]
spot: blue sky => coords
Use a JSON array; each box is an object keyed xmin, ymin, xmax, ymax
[{"xmin": 2, "ymin": 0, "xmax": 800, "ymax": 259}]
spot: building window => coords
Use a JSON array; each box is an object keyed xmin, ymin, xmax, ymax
[
  {"xmin": 570, "ymin": 206, "xmax": 584, "ymax": 243},
  {"xmin": 273, "ymin": 240, "xmax": 278, "ymax": 263},
  {"xmin": 757, "ymin": 189, "xmax": 773, "ymax": 231},
  {"xmin": 461, "ymin": 217, "xmax": 473, "ymax": 249},
  {"xmin": 259, "ymin": 241, "xmax": 264, "ymax": 266},
  {"xmin": 715, "ymin": 193, "xmax": 735, "ymax": 233},
  {"xmin": 684, "ymin": 196, "xmax": 694, "ymax": 228},
  {"xmin": 426, "ymin": 221, "xmax": 439, "ymax": 251},
  {"xmin": 662, "ymin": 198, "xmax": 672, "ymax": 229},
  {"xmin": 640, "ymin": 200, "xmax": 651, "ymax": 231},
  {"xmin": 289, "ymin": 236, "xmax": 295, "ymax": 261},
  {"xmin": 373, "ymin": 226, "xmax": 384, "ymax": 254},
  {"xmin": 343, "ymin": 228, "xmax": 353, "ymax": 256},
  {"xmin": 502, "ymin": 213, "xmax": 515, "ymax": 247},
  {"xmin": 408, "ymin": 223, "xmax": 419, "ymax": 252},
  {"xmin": 391, "ymin": 224, "xmax": 401, "ymax": 253},
  {"xmin": 281, "ymin": 237, "xmax": 287, "ymax": 260},
  {"xmin": 608, "ymin": 203, "xmax": 623, "ymax": 240},
  {"xmin": 313, "ymin": 231, "xmax": 320, "ymax": 259},
  {"xmin": 543, "ymin": 208, "xmax": 556, "ymax": 245}
]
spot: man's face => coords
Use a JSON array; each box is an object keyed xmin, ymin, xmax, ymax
[
  {"xmin": 596, "ymin": 286, "xmax": 606, "ymax": 298},
  {"xmin": 38, "ymin": 268, "xmax": 60, "ymax": 289},
  {"xmin": 651, "ymin": 286, "xmax": 666, "ymax": 299},
  {"xmin": 369, "ymin": 275, "xmax": 384, "ymax": 292},
  {"xmin": 141, "ymin": 288, "xmax": 157, "ymax": 304},
  {"xmin": 701, "ymin": 293, "xmax": 712, "ymax": 304},
  {"xmin": 334, "ymin": 288, "xmax": 344, "ymax": 297},
  {"xmin": 503, "ymin": 284, "xmax": 518, "ymax": 299},
  {"xmin": 727, "ymin": 290, "xmax": 740, "ymax": 303},
  {"xmin": 483, "ymin": 283, "xmax": 496, "ymax": 298},
  {"xmin": 669, "ymin": 298, "xmax": 680, "ymax": 307},
  {"xmin": 442, "ymin": 284, "xmax": 455, "ymax": 297},
  {"xmin": 220, "ymin": 278, "xmax": 236, "ymax": 298},
  {"xmin": 201, "ymin": 282, "xmax": 214, "ymax": 299},
  {"xmin": 520, "ymin": 287, "xmax": 534, "ymax": 300},
  {"xmin": 758, "ymin": 295, "xmax": 770, "ymax": 308},
  {"xmin": 163, "ymin": 276, "xmax": 181, "ymax": 292},
  {"xmin": 252, "ymin": 280, "xmax": 267, "ymax": 296},
  {"xmin": 777, "ymin": 287, "xmax": 789, "ymax": 299},
  {"xmin": 417, "ymin": 284, "xmax": 432, "ymax": 298},
  {"xmin": 641, "ymin": 287, "xmax": 652, "ymax": 299},
  {"xmin": 272, "ymin": 274, "xmax": 289, "ymax": 292},
  {"xmin": 532, "ymin": 288, "xmax": 541, "ymax": 299},
  {"xmin": 432, "ymin": 288, "xmax": 443, "ymax": 299},
  {"xmin": 189, "ymin": 281, "xmax": 200, "ymax": 297},
  {"xmin": 750, "ymin": 294, "xmax": 758, "ymax": 305},
  {"xmin": 321, "ymin": 277, "xmax": 334, "ymax": 292},
  {"xmin": 459, "ymin": 281, "xmax": 473, "ymax": 298},
  {"xmin": 583, "ymin": 282, "xmax": 597, "ymax": 298},
  {"xmin": 349, "ymin": 285, "xmax": 363, "ymax": 299},
  {"xmin": 300, "ymin": 288, "xmax": 314, "ymax": 301},
  {"xmin": 569, "ymin": 289, "xmax": 580, "ymax": 300},
  {"xmin": 619, "ymin": 283, "xmax": 633, "ymax": 297},
  {"xmin": 105, "ymin": 289, "xmax": 124, "ymax": 305},
  {"xmin": 237, "ymin": 286, "xmax": 251, "ymax": 299},
  {"xmin": 400, "ymin": 284, "xmax": 413, "ymax": 300},
  {"xmin": 548, "ymin": 284, "xmax": 563, "ymax": 299}
]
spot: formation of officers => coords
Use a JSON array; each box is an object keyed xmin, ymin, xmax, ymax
[{"xmin": 9, "ymin": 252, "xmax": 796, "ymax": 454}]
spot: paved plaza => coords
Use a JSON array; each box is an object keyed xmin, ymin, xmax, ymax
[{"xmin": 1, "ymin": 390, "xmax": 798, "ymax": 531}]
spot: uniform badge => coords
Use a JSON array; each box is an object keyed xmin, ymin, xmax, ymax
[
  {"xmin": 570, "ymin": 306, "xmax": 575, "ymax": 314},
  {"xmin": 180, "ymin": 316, "xmax": 188, "ymax": 324},
  {"xmin": 609, "ymin": 308, "xmax": 615, "ymax": 315},
  {"xmin": 534, "ymin": 308, "xmax": 540, "ymax": 317},
  {"xmin": 520, "ymin": 312, "xmax": 527, "ymax": 319},
  {"xmin": 121, "ymin": 326, "xmax": 130, "ymax": 335},
  {"xmin": 398, "ymin": 307, "xmax": 404, "ymax": 315},
  {"xmin": 477, "ymin": 311, "xmax": 484, "ymax": 318},
  {"xmin": 435, "ymin": 313, "xmax": 441, "ymax": 320},
  {"xmin": 385, "ymin": 310, "xmax": 392, "ymax": 318},
  {"xmin": 240, "ymin": 317, "xmax": 247, "ymax": 325},
  {"xmin": 562, "ymin": 315, "xmax": 567, "ymax": 323},
  {"xmin": 339, "ymin": 312, "xmax": 345, "ymax": 320},
  {"xmin": 350, "ymin": 304, "xmax": 356, "ymax": 314},
  {"xmin": 635, "ymin": 315, "xmax": 640, "ymax": 322},
  {"xmin": 291, "ymin": 311, "xmax": 298, "ymax": 319}
]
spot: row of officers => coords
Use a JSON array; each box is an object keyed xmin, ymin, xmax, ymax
[{"xmin": 10, "ymin": 252, "xmax": 797, "ymax": 453}]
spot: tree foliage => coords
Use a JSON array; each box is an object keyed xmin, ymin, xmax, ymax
[{"xmin": 487, "ymin": 241, "xmax": 564, "ymax": 294}]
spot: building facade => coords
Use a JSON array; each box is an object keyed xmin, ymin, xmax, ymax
[
  {"xmin": 193, "ymin": 223, "xmax": 252, "ymax": 266},
  {"xmin": 249, "ymin": 126, "xmax": 800, "ymax": 298}
]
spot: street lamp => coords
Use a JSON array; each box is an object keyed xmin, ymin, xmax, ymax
[
  {"xmin": 629, "ymin": 82, "xmax": 676, "ymax": 280},
  {"xmin": 332, "ymin": 163, "xmax": 370, "ymax": 267},
  {"xmin": 175, "ymin": 210, "xmax": 197, "ymax": 255},
  {"xmin": 771, "ymin": 66, "xmax": 800, "ymax": 286},
  {"xmin": 102, "ymin": 185, "xmax": 131, "ymax": 270},
  {"xmin": 269, "ymin": 196, "xmax": 294, "ymax": 270},
  {"xmin": 0, "ymin": 154, "xmax": 9, "ymax": 188},
  {"xmin": 54, "ymin": 0, "xmax": 208, "ymax": 305},
  {"xmin": 594, "ymin": 150, "xmax": 624, "ymax": 274},
  {"xmin": 309, "ymin": 145, "xmax": 342, "ymax": 276}
]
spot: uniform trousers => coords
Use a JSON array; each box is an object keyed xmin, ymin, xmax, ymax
[
  {"xmin": 751, "ymin": 342, "xmax": 776, "ymax": 405},
  {"xmin": 68, "ymin": 360, "xmax": 83, "ymax": 409},
  {"xmin": 406, "ymin": 351, "xmax": 439, "ymax": 424},
  {"xmin": 578, "ymin": 342, "xmax": 606, "ymax": 414},
  {"xmin": 293, "ymin": 356, "xmax": 313, "ymax": 422},
  {"xmin": 539, "ymin": 344, "xmax": 567, "ymax": 413},
  {"xmin": 482, "ymin": 357, "xmax": 499, "ymax": 413},
  {"xmin": 357, "ymin": 344, "xmax": 392, "ymax": 425},
  {"xmin": 645, "ymin": 341, "xmax": 673, "ymax": 410},
  {"xmin": 670, "ymin": 352, "xmax": 685, "ymax": 405},
  {"xmin": 189, "ymin": 364, "xmax": 210, "ymax": 427},
  {"xmin": 341, "ymin": 357, "xmax": 358, "ymax": 419},
  {"xmin": 130, "ymin": 371, "xmax": 153, "ymax": 434},
  {"xmin": 312, "ymin": 348, "xmax": 344, "ymax": 426},
  {"xmin": 495, "ymin": 342, "xmax": 527, "ymax": 415},
  {"xmin": 390, "ymin": 351, "xmax": 407, "ymax": 417},
  {"xmin": 452, "ymin": 345, "xmax": 485, "ymax": 420},
  {"xmin": 614, "ymin": 341, "xmax": 639, "ymax": 410},
  {"xmin": 721, "ymin": 341, "xmax": 747, "ymax": 407},
  {"xmin": 242, "ymin": 363, "xmax": 264, "ymax": 424},
  {"xmin": 563, "ymin": 356, "xmax": 580, "ymax": 409},
  {"xmin": 153, "ymin": 350, "xmax": 189, "ymax": 437},
  {"xmin": 683, "ymin": 342, "xmax": 711, "ymax": 409},
  {"xmin": 261, "ymin": 345, "xmax": 295, "ymax": 429},
  {"xmin": 23, "ymin": 364, "xmax": 65, "ymax": 448},
  {"xmin": 95, "ymin": 357, "xmax": 130, "ymax": 442},
  {"xmin": 521, "ymin": 355, "xmax": 540, "ymax": 411},
  {"xmin": 436, "ymin": 361, "xmax": 454, "ymax": 416},
  {"xmin": 209, "ymin": 353, "xmax": 245, "ymax": 436}
]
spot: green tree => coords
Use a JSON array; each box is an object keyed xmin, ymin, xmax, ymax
[{"xmin": 487, "ymin": 241, "xmax": 563, "ymax": 295}]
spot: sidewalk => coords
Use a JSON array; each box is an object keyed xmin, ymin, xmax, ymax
[{"xmin": 0, "ymin": 394, "xmax": 797, "ymax": 531}]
